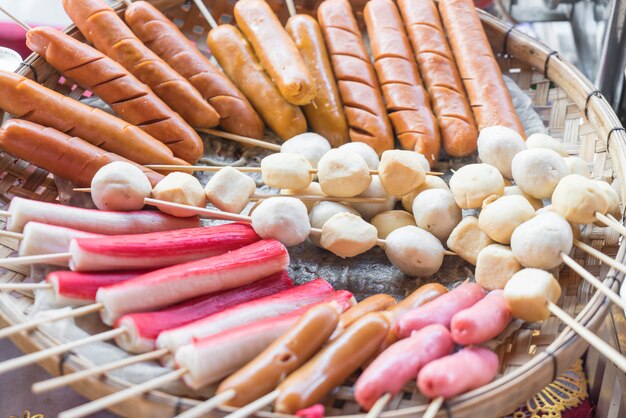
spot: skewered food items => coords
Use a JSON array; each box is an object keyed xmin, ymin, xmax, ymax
[
  {"xmin": 449, "ymin": 163, "xmax": 505, "ymax": 209},
  {"xmin": 551, "ymin": 174, "xmax": 610, "ymax": 224},
  {"xmin": 250, "ymin": 197, "xmax": 311, "ymax": 247},
  {"xmin": 370, "ymin": 210, "xmax": 415, "ymax": 239},
  {"xmin": 447, "ymin": 216, "xmax": 495, "ymax": 265},
  {"xmin": 351, "ymin": 176, "xmax": 396, "ymax": 220},
  {"xmin": 477, "ymin": 126, "xmax": 526, "ymax": 179},
  {"xmin": 280, "ymin": 133, "xmax": 331, "ymax": 169},
  {"xmin": 384, "ymin": 226, "xmax": 444, "ymax": 276},
  {"xmin": 309, "ymin": 201, "xmax": 361, "ymax": 245},
  {"xmin": 412, "ymin": 189, "xmax": 462, "ymax": 242},
  {"xmin": 526, "ymin": 133, "xmax": 568, "ymax": 156},
  {"xmin": 564, "ymin": 156, "xmax": 590, "ymax": 177},
  {"xmin": 450, "ymin": 289, "xmax": 511, "ymax": 345},
  {"xmin": 320, "ymin": 213, "xmax": 378, "ymax": 257},
  {"xmin": 151, "ymin": 172, "xmax": 206, "ymax": 217},
  {"xmin": 512, "ymin": 148, "xmax": 568, "ymax": 199},
  {"xmin": 503, "ymin": 185, "xmax": 543, "ymax": 210},
  {"xmin": 262, "ymin": 153, "xmax": 314, "ymax": 190},
  {"xmin": 281, "ymin": 183, "xmax": 325, "ymax": 212},
  {"xmin": 90, "ymin": 162, "xmax": 152, "ymax": 211},
  {"xmin": 402, "ymin": 175, "xmax": 449, "ymax": 213},
  {"xmin": 338, "ymin": 142, "xmax": 380, "ymax": 170},
  {"xmin": 595, "ymin": 180, "xmax": 621, "ymax": 221},
  {"xmin": 478, "ymin": 195, "xmax": 535, "ymax": 244},
  {"xmin": 378, "ymin": 150, "xmax": 426, "ymax": 196},
  {"xmin": 510, "ymin": 212, "xmax": 573, "ymax": 269},
  {"xmin": 475, "ymin": 244, "xmax": 522, "ymax": 291},
  {"xmin": 19, "ymin": 223, "xmax": 95, "ymax": 263},
  {"xmin": 204, "ymin": 167, "xmax": 257, "ymax": 214},
  {"xmin": 316, "ymin": 149, "xmax": 372, "ymax": 197},
  {"xmin": 504, "ymin": 268, "xmax": 561, "ymax": 322}
]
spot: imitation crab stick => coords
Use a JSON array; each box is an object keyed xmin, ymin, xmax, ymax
[
  {"xmin": 115, "ymin": 271, "xmax": 294, "ymax": 353},
  {"xmin": 156, "ymin": 278, "xmax": 343, "ymax": 354},
  {"xmin": 175, "ymin": 292, "xmax": 354, "ymax": 389},
  {"xmin": 3, "ymin": 197, "xmax": 199, "ymax": 234},
  {"xmin": 97, "ymin": 239, "xmax": 289, "ymax": 325},
  {"xmin": 18, "ymin": 222, "xmax": 97, "ymax": 264}
]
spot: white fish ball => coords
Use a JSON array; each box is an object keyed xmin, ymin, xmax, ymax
[
  {"xmin": 152, "ymin": 172, "xmax": 206, "ymax": 217},
  {"xmin": 251, "ymin": 197, "xmax": 310, "ymax": 247},
  {"xmin": 478, "ymin": 195, "xmax": 535, "ymax": 244},
  {"xmin": 317, "ymin": 149, "xmax": 372, "ymax": 197},
  {"xmin": 477, "ymin": 126, "xmax": 526, "ymax": 179},
  {"xmin": 281, "ymin": 132, "xmax": 331, "ymax": 168},
  {"xmin": 511, "ymin": 148, "xmax": 568, "ymax": 199},
  {"xmin": 91, "ymin": 162, "xmax": 151, "ymax": 211},
  {"xmin": 510, "ymin": 212, "xmax": 572, "ymax": 269},
  {"xmin": 338, "ymin": 142, "xmax": 380, "ymax": 170},
  {"xmin": 385, "ymin": 226, "xmax": 444, "ymax": 276},
  {"xmin": 449, "ymin": 163, "xmax": 505, "ymax": 209},
  {"xmin": 412, "ymin": 189, "xmax": 462, "ymax": 242}
]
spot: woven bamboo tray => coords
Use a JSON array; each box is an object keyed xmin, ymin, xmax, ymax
[{"xmin": 1, "ymin": 0, "xmax": 626, "ymax": 417}]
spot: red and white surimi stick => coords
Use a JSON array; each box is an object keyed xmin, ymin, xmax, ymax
[
  {"xmin": 18, "ymin": 222, "xmax": 97, "ymax": 264},
  {"xmin": 156, "ymin": 277, "xmax": 342, "ymax": 354},
  {"xmin": 175, "ymin": 291, "xmax": 355, "ymax": 389},
  {"xmin": 450, "ymin": 289, "xmax": 512, "ymax": 345},
  {"xmin": 97, "ymin": 239, "xmax": 289, "ymax": 325},
  {"xmin": 2, "ymin": 197, "xmax": 199, "ymax": 234},
  {"xmin": 115, "ymin": 271, "xmax": 294, "ymax": 353}
]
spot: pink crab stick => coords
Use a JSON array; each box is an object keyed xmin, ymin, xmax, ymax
[
  {"xmin": 114, "ymin": 271, "xmax": 295, "ymax": 353},
  {"xmin": 5, "ymin": 196, "xmax": 199, "ymax": 234},
  {"xmin": 96, "ymin": 239, "xmax": 289, "ymax": 325},
  {"xmin": 354, "ymin": 324, "xmax": 454, "ymax": 411},
  {"xmin": 157, "ymin": 278, "xmax": 348, "ymax": 354},
  {"xmin": 46, "ymin": 269, "xmax": 152, "ymax": 306},
  {"xmin": 68, "ymin": 223, "xmax": 260, "ymax": 271},
  {"xmin": 450, "ymin": 289, "xmax": 512, "ymax": 345},
  {"xmin": 417, "ymin": 347, "xmax": 500, "ymax": 399},
  {"xmin": 19, "ymin": 222, "xmax": 97, "ymax": 265},
  {"xmin": 175, "ymin": 290, "xmax": 355, "ymax": 390}
]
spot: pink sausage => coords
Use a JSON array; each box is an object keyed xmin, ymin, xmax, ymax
[
  {"xmin": 354, "ymin": 324, "xmax": 453, "ymax": 411},
  {"xmin": 394, "ymin": 282, "xmax": 485, "ymax": 338},
  {"xmin": 417, "ymin": 347, "xmax": 499, "ymax": 398},
  {"xmin": 450, "ymin": 290, "xmax": 511, "ymax": 345}
]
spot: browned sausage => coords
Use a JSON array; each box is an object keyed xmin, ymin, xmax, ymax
[
  {"xmin": 0, "ymin": 119, "xmax": 163, "ymax": 187},
  {"xmin": 124, "ymin": 1, "xmax": 265, "ymax": 139},
  {"xmin": 234, "ymin": 0, "xmax": 317, "ymax": 106},
  {"xmin": 206, "ymin": 24, "xmax": 307, "ymax": 140},
  {"xmin": 217, "ymin": 303, "xmax": 340, "ymax": 407},
  {"xmin": 0, "ymin": 71, "xmax": 188, "ymax": 166},
  {"xmin": 397, "ymin": 0, "xmax": 479, "ymax": 157},
  {"xmin": 285, "ymin": 14, "xmax": 349, "ymax": 147},
  {"xmin": 318, "ymin": 0, "xmax": 394, "ymax": 155},
  {"xmin": 274, "ymin": 312, "xmax": 391, "ymax": 413},
  {"xmin": 364, "ymin": 0, "xmax": 441, "ymax": 167},
  {"xmin": 26, "ymin": 26, "xmax": 203, "ymax": 164},
  {"xmin": 62, "ymin": 0, "xmax": 219, "ymax": 133},
  {"xmin": 338, "ymin": 294, "xmax": 396, "ymax": 330},
  {"xmin": 439, "ymin": 0, "xmax": 525, "ymax": 136}
]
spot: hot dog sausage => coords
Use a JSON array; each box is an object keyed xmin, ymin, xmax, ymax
[
  {"xmin": 364, "ymin": 0, "xmax": 440, "ymax": 166},
  {"xmin": 450, "ymin": 289, "xmax": 511, "ymax": 345},
  {"xmin": 417, "ymin": 347, "xmax": 499, "ymax": 398},
  {"xmin": 206, "ymin": 24, "xmax": 307, "ymax": 140},
  {"xmin": 318, "ymin": 0, "xmax": 394, "ymax": 155},
  {"xmin": 338, "ymin": 294, "xmax": 396, "ymax": 330},
  {"xmin": 0, "ymin": 119, "xmax": 163, "ymax": 187},
  {"xmin": 397, "ymin": 0, "xmax": 478, "ymax": 157},
  {"xmin": 355, "ymin": 324, "xmax": 454, "ymax": 411},
  {"xmin": 26, "ymin": 26, "xmax": 203, "ymax": 163},
  {"xmin": 274, "ymin": 312, "xmax": 391, "ymax": 414},
  {"xmin": 285, "ymin": 14, "xmax": 348, "ymax": 146},
  {"xmin": 0, "ymin": 71, "xmax": 188, "ymax": 166},
  {"xmin": 217, "ymin": 303, "xmax": 340, "ymax": 407},
  {"xmin": 439, "ymin": 0, "xmax": 525, "ymax": 136},
  {"xmin": 124, "ymin": 1, "xmax": 265, "ymax": 139},
  {"xmin": 234, "ymin": 0, "xmax": 317, "ymax": 106},
  {"xmin": 62, "ymin": 0, "xmax": 219, "ymax": 132},
  {"xmin": 394, "ymin": 282, "xmax": 485, "ymax": 338}
]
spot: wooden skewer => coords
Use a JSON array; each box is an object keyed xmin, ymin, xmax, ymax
[
  {"xmin": 0, "ymin": 230, "xmax": 24, "ymax": 240},
  {"xmin": 223, "ymin": 389, "xmax": 280, "ymax": 418},
  {"xmin": 192, "ymin": 0, "xmax": 220, "ymax": 31},
  {"xmin": 422, "ymin": 396, "xmax": 444, "ymax": 418},
  {"xmin": 121, "ymin": 0, "xmax": 132, "ymax": 7},
  {"xmin": 560, "ymin": 252, "xmax": 625, "ymax": 310},
  {"xmin": 0, "ymin": 5, "xmax": 32, "ymax": 31},
  {"xmin": 0, "ymin": 282, "xmax": 50, "ymax": 291},
  {"xmin": 0, "ymin": 210, "xmax": 12, "ymax": 218},
  {"xmin": 367, "ymin": 392, "xmax": 391, "ymax": 418},
  {"xmin": 32, "ymin": 348, "xmax": 169, "ymax": 394},
  {"xmin": 285, "ymin": 0, "xmax": 297, "ymax": 17},
  {"xmin": 176, "ymin": 389, "xmax": 236, "ymax": 418},
  {"xmin": 0, "ymin": 327, "xmax": 125, "ymax": 375},
  {"xmin": 58, "ymin": 368, "xmax": 189, "ymax": 418},
  {"xmin": 0, "ymin": 302, "xmax": 103, "ymax": 340},
  {"xmin": 145, "ymin": 164, "xmax": 444, "ymax": 176},
  {"xmin": 574, "ymin": 239, "xmax": 626, "ymax": 276},
  {"xmin": 199, "ymin": 128, "xmax": 282, "ymax": 152},
  {"xmin": 595, "ymin": 212, "xmax": 626, "ymax": 237},
  {"xmin": 0, "ymin": 252, "xmax": 71, "ymax": 267}
]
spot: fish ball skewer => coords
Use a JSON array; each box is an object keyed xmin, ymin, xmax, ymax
[
  {"xmin": 412, "ymin": 189, "xmax": 461, "ymax": 242},
  {"xmin": 477, "ymin": 126, "xmax": 526, "ymax": 179},
  {"xmin": 511, "ymin": 148, "xmax": 568, "ymax": 199},
  {"xmin": 449, "ymin": 163, "xmax": 504, "ymax": 209}
]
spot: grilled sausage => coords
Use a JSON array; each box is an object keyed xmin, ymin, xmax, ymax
[
  {"xmin": 397, "ymin": 0, "xmax": 478, "ymax": 157},
  {"xmin": 0, "ymin": 119, "xmax": 163, "ymax": 187},
  {"xmin": 364, "ymin": 0, "xmax": 440, "ymax": 166},
  {"xmin": 439, "ymin": 0, "xmax": 525, "ymax": 136},
  {"xmin": 62, "ymin": 0, "xmax": 219, "ymax": 133},
  {"xmin": 450, "ymin": 289, "xmax": 512, "ymax": 345},
  {"xmin": 26, "ymin": 26, "xmax": 203, "ymax": 163},
  {"xmin": 286, "ymin": 14, "xmax": 348, "ymax": 146},
  {"xmin": 124, "ymin": 1, "xmax": 265, "ymax": 139},
  {"xmin": 206, "ymin": 24, "xmax": 307, "ymax": 140},
  {"xmin": 234, "ymin": 0, "xmax": 317, "ymax": 106},
  {"xmin": 0, "ymin": 71, "xmax": 188, "ymax": 166},
  {"xmin": 318, "ymin": 0, "xmax": 394, "ymax": 155}
]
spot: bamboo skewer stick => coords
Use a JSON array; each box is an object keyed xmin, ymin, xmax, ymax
[
  {"xmin": 422, "ymin": 396, "xmax": 444, "ymax": 418},
  {"xmin": 285, "ymin": 0, "xmax": 297, "ymax": 17},
  {"xmin": 0, "ymin": 327, "xmax": 125, "ymax": 374},
  {"xmin": 192, "ymin": 0, "xmax": 220, "ymax": 31},
  {"xmin": 0, "ymin": 252, "xmax": 71, "ymax": 267},
  {"xmin": 145, "ymin": 164, "xmax": 444, "ymax": 176},
  {"xmin": 59, "ymin": 368, "xmax": 189, "ymax": 418},
  {"xmin": 0, "ymin": 303, "xmax": 103, "ymax": 340},
  {"xmin": 574, "ymin": 239, "xmax": 626, "ymax": 276},
  {"xmin": 223, "ymin": 390, "xmax": 280, "ymax": 418},
  {"xmin": 176, "ymin": 389, "xmax": 236, "ymax": 418},
  {"xmin": 595, "ymin": 212, "xmax": 626, "ymax": 238},
  {"xmin": 0, "ymin": 210, "xmax": 11, "ymax": 218},
  {"xmin": 367, "ymin": 392, "xmax": 391, "ymax": 418},
  {"xmin": 0, "ymin": 230, "xmax": 24, "ymax": 240},
  {"xmin": 0, "ymin": 282, "xmax": 50, "ymax": 291},
  {"xmin": 199, "ymin": 128, "xmax": 282, "ymax": 151},
  {"xmin": 32, "ymin": 348, "xmax": 169, "ymax": 394},
  {"xmin": 0, "ymin": 5, "xmax": 32, "ymax": 31}
]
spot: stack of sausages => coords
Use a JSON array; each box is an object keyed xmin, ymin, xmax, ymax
[{"xmin": 0, "ymin": 0, "xmax": 524, "ymax": 188}]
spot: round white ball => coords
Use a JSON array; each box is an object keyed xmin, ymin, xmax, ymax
[
  {"xmin": 261, "ymin": 153, "xmax": 313, "ymax": 190},
  {"xmin": 510, "ymin": 212, "xmax": 573, "ymax": 269},
  {"xmin": 412, "ymin": 189, "xmax": 462, "ymax": 242},
  {"xmin": 385, "ymin": 226, "xmax": 444, "ymax": 276},
  {"xmin": 281, "ymin": 132, "xmax": 331, "ymax": 168},
  {"xmin": 320, "ymin": 212, "xmax": 378, "ymax": 257},
  {"xmin": 152, "ymin": 172, "xmax": 206, "ymax": 217},
  {"xmin": 378, "ymin": 150, "xmax": 426, "ymax": 196},
  {"xmin": 477, "ymin": 126, "xmax": 526, "ymax": 179},
  {"xmin": 563, "ymin": 156, "xmax": 590, "ymax": 178},
  {"xmin": 250, "ymin": 197, "xmax": 310, "ymax": 247},
  {"xmin": 526, "ymin": 133, "xmax": 568, "ymax": 157},
  {"xmin": 478, "ymin": 195, "xmax": 536, "ymax": 244},
  {"xmin": 91, "ymin": 162, "xmax": 152, "ymax": 211},
  {"xmin": 551, "ymin": 174, "xmax": 609, "ymax": 224},
  {"xmin": 449, "ymin": 163, "xmax": 505, "ymax": 209},
  {"xmin": 371, "ymin": 210, "xmax": 416, "ymax": 239},
  {"xmin": 338, "ymin": 142, "xmax": 380, "ymax": 170},
  {"xmin": 317, "ymin": 149, "xmax": 372, "ymax": 197},
  {"xmin": 401, "ymin": 175, "xmax": 449, "ymax": 213},
  {"xmin": 351, "ymin": 176, "xmax": 396, "ymax": 220},
  {"xmin": 503, "ymin": 185, "xmax": 543, "ymax": 211},
  {"xmin": 511, "ymin": 148, "xmax": 568, "ymax": 199},
  {"xmin": 309, "ymin": 201, "xmax": 361, "ymax": 246}
]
